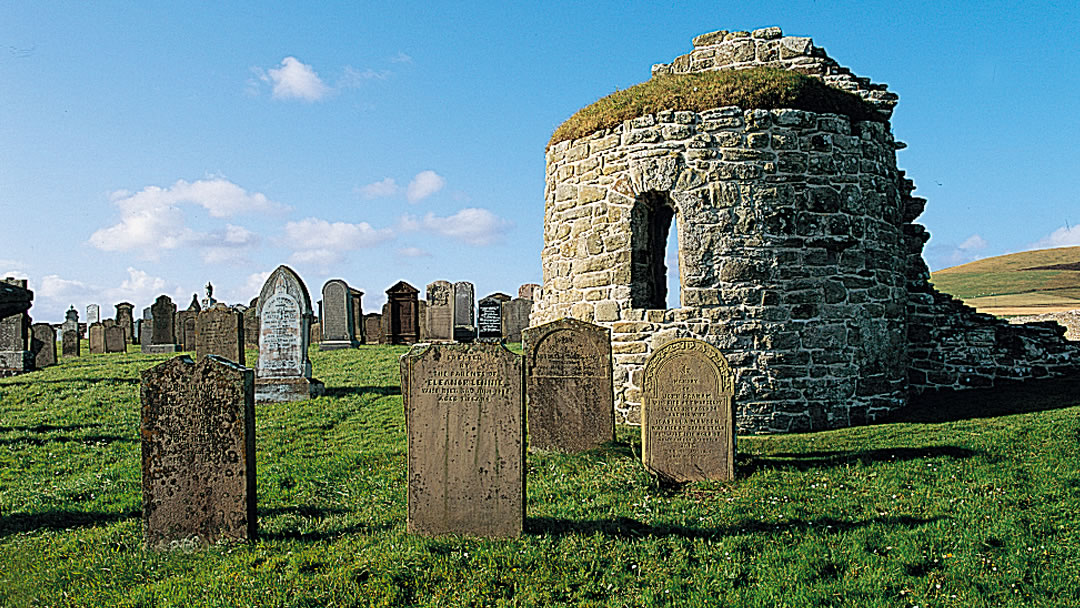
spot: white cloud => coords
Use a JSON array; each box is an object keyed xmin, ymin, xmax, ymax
[
  {"xmin": 284, "ymin": 217, "xmax": 394, "ymax": 266},
  {"xmin": 406, "ymin": 170, "xmax": 446, "ymax": 203},
  {"xmin": 398, "ymin": 246, "xmax": 431, "ymax": 258},
  {"xmin": 357, "ymin": 177, "xmax": 399, "ymax": 199},
  {"xmin": 89, "ymin": 179, "xmax": 277, "ymax": 259},
  {"xmin": 926, "ymin": 233, "xmax": 990, "ymax": 270},
  {"xmin": 106, "ymin": 267, "xmax": 168, "ymax": 303},
  {"xmin": 390, "ymin": 52, "xmax": 413, "ymax": 64},
  {"xmin": 341, "ymin": 66, "xmax": 391, "ymax": 88},
  {"xmin": 958, "ymin": 234, "xmax": 988, "ymax": 251},
  {"xmin": 401, "ymin": 207, "xmax": 513, "ymax": 246},
  {"xmin": 37, "ymin": 275, "xmax": 96, "ymax": 300},
  {"xmin": 262, "ymin": 56, "xmax": 331, "ymax": 101},
  {"xmin": 1032, "ymin": 224, "xmax": 1080, "ymax": 249}
]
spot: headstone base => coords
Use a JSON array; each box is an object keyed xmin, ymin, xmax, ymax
[
  {"xmin": 142, "ymin": 344, "xmax": 178, "ymax": 354},
  {"xmin": 255, "ymin": 377, "xmax": 325, "ymax": 403},
  {"xmin": 453, "ymin": 326, "xmax": 476, "ymax": 343},
  {"xmin": 318, "ymin": 341, "xmax": 355, "ymax": 351},
  {"xmin": 0, "ymin": 351, "xmax": 33, "ymax": 376}
]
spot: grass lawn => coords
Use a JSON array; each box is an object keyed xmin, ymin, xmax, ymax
[{"xmin": 1, "ymin": 344, "xmax": 1079, "ymax": 607}]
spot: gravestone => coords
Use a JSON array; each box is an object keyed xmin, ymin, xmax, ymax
[
  {"xmin": 320, "ymin": 279, "xmax": 357, "ymax": 350},
  {"xmin": 380, "ymin": 303, "xmax": 391, "ymax": 344},
  {"xmin": 177, "ymin": 295, "xmax": 201, "ymax": 352},
  {"xmin": 62, "ymin": 329, "xmax": 80, "ymax": 357},
  {"xmin": 364, "ymin": 313, "xmax": 383, "ymax": 345},
  {"xmin": 417, "ymin": 300, "xmax": 428, "ymax": 341},
  {"xmin": 255, "ymin": 265, "xmax": 324, "ymax": 403},
  {"xmin": 140, "ymin": 311, "xmax": 152, "ymax": 348},
  {"xmin": 196, "ymin": 304, "xmax": 245, "ymax": 365},
  {"xmin": 105, "ymin": 325, "xmax": 126, "ymax": 353},
  {"xmin": 103, "ymin": 318, "xmax": 118, "ymax": 329},
  {"xmin": 453, "ymin": 281, "xmax": 475, "ymax": 342},
  {"xmin": 30, "ymin": 323, "xmax": 57, "ymax": 369},
  {"xmin": 351, "ymin": 289, "xmax": 365, "ymax": 344},
  {"xmin": 0, "ymin": 303, "xmax": 31, "ymax": 375},
  {"xmin": 243, "ymin": 298, "xmax": 259, "ymax": 348},
  {"xmin": 386, "ymin": 281, "xmax": 420, "ymax": 344},
  {"xmin": 502, "ymin": 298, "xmax": 532, "ymax": 344},
  {"xmin": 518, "ymin": 283, "xmax": 540, "ymax": 301},
  {"xmin": 425, "ymin": 280, "xmax": 454, "ymax": 342},
  {"xmin": 116, "ymin": 302, "xmax": 135, "ymax": 343},
  {"xmin": 141, "ymin": 355, "xmax": 256, "ymax": 550},
  {"xmin": 88, "ymin": 322, "xmax": 106, "ymax": 354},
  {"xmin": 401, "ymin": 342, "xmax": 524, "ymax": 537},
  {"xmin": 62, "ymin": 306, "xmax": 79, "ymax": 337},
  {"xmin": 641, "ymin": 338, "xmax": 736, "ymax": 482},
  {"xmin": 310, "ymin": 321, "xmax": 321, "ymax": 345},
  {"xmin": 145, "ymin": 295, "xmax": 178, "ymax": 354},
  {"xmin": 86, "ymin": 304, "xmax": 100, "ymax": 324},
  {"xmin": 487, "ymin": 292, "xmax": 512, "ymax": 303},
  {"xmin": 133, "ymin": 318, "xmax": 141, "ymax": 344},
  {"xmin": 523, "ymin": 318, "xmax": 614, "ymax": 453},
  {"xmin": 0, "ymin": 279, "xmax": 32, "ymax": 321},
  {"xmin": 477, "ymin": 296, "xmax": 503, "ymax": 342}
]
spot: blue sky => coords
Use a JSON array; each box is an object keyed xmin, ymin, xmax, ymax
[{"xmin": 3, "ymin": 1, "xmax": 1078, "ymax": 321}]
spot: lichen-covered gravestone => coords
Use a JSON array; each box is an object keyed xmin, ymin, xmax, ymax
[
  {"xmin": 425, "ymin": 281, "xmax": 454, "ymax": 342},
  {"xmin": 105, "ymin": 325, "xmax": 126, "ymax": 353},
  {"xmin": 641, "ymin": 339, "xmax": 736, "ymax": 482},
  {"xmin": 255, "ymin": 265, "xmax": 324, "ymax": 403},
  {"xmin": 145, "ymin": 295, "xmax": 178, "ymax": 354},
  {"xmin": 62, "ymin": 329, "xmax": 80, "ymax": 357},
  {"xmin": 523, "ymin": 318, "xmax": 614, "ymax": 453},
  {"xmin": 196, "ymin": 304, "xmax": 245, "ymax": 365},
  {"xmin": 30, "ymin": 323, "xmax": 56, "ymax": 369},
  {"xmin": 400, "ymin": 342, "xmax": 525, "ymax": 537},
  {"xmin": 88, "ymin": 322, "xmax": 106, "ymax": 354},
  {"xmin": 141, "ymin": 355, "xmax": 256, "ymax": 550}
]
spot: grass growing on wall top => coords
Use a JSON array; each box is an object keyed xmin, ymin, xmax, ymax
[
  {"xmin": 2, "ymin": 344, "xmax": 1080, "ymax": 606},
  {"xmin": 549, "ymin": 67, "xmax": 888, "ymax": 149}
]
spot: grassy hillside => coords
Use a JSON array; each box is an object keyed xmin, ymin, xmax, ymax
[
  {"xmin": 2, "ymin": 345, "xmax": 1080, "ymax": 606},
  {"xmin": 930, "ymin": 246, "xmax": 1080, "ymax": 316}
]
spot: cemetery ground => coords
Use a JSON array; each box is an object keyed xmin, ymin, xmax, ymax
[{"xmin": 1, "ymin": 346, "xmax": 1079, "ymax": 607}]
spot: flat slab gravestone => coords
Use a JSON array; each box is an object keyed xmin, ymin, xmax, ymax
[
  {"xmin": 88, "ymin": 323, "xmax": 106, "ymax": 354},
  {"xmin": 425, "ymin": 281, "xmax": 454, "ymax": 342},
  {"xmin": 141, "ymin": 355, "xmax": 256, "ymax": 550},
  {"xmin": 197, "ymin": 304, "xmax": 245, "ymax": 365},
  {"xmin": 30, "ymin": 323, "xmax": 56, "ymax": 369},
  {"xmin": 105, "ymin": 325, "xmax": 126, "ymax": 353},
  {"xmin": 641, "ymin": 338, "xmax": 736, "ymax": 482},
  {"xmin": 523, "ymin": 318, "xmax": 614, "ymax": 453},
  {"xmin": 62, "ymin": 329, "xmax": 80, "ymax": 357},
  {"xmin": 477, "ymin": 296, "xmax": 503, "ymax": 342},
  {"xmin": 401, "ymin": 342, "xmax": 524, "ymax": 537},
  {"xmin": 255, "ymin": 265, "xmax": 324, "ymax": 403}
]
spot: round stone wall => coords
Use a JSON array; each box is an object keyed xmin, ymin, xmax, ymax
[{"xmin": 532, "ymin": 105, "xmax": 909, "ymax": 433}]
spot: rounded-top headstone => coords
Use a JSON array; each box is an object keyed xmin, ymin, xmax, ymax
[{"xmin": 256, "ymin": 265, "xmax": 314, "ymax": 379}]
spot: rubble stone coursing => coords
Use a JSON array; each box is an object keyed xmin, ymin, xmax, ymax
[{"xmin": 532, "ymin": 26, "xmax": 1080, "ymax": 433}]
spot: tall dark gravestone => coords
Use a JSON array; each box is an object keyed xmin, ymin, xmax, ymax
[
  {"xmin": 116, "ymin": 302, "xmax": 135, "ymax": 343},
  {"xmin": 364, "ymin": 313, "xmax": 383, "ymax": 345},
  {"xmin": 386, "ymin": 281, "xmax": 420, "ymax": 345},
  {"xmin": 641, "ymin": 339, "xmax": 736, "ymax": 482},
  {"xmin": 30, "ymin": 323, "xmax": 57, "ymax": 369},
  {"xmin": 0, "ymin": 278, "xmax": 32, "ymax": 376},
  {"xmin": 88, "ymin": 323, "xmax": 106, "ymax": 354},
  {"xmin": 141, "ymin": 355, "xmax": 256, "ymax": 550},
  {"xmin": 105, "ymin": 325, "xmax": 126, "ymax": 353},
  {"xmin": 453, "ymin": 281, "xmax": 475, "ymax": 342},
  {"xmin": 401, "ymin": 343, "xmax": 525, "ymax": 537},
  {"xmin": 425, "ymin": 280, "xmax": 454, "ymax": 342},
  {"xmin": 523, "ymin": 318, "xmax": 614, "ymax": 453},
  {"xmin": 62, "ymin": 329, "xmax": 80, "ymax": 357},
  {"xmin": 255, "ymin": 265, "xmax": 324, "ymax": 403},
  {"xmin": 196, "ymin": 304, "xmax": 245, "ymax": 365},
  {"xmin": 145, "ymin": 295, "xmax": 178, "ymax": 354},
  {"xmin": 350, "ymin": 289, "xmax": 365, "ymax": 344},
  {"xmin": 477, "ymin": 296, "xmax": 503, "ymax": 342},
  {"xmin": 320, "ymin": 279, "xmax": 357, "ymax": 350}
]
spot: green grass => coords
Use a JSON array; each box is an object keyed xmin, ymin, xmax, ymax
[
  {"xmin": 549, "ymin": 67, "xmax": 887, "ymax": 149},
  {"xmin": 3, "ymin": 345, "xmax": 1080, "ymax": 606}
]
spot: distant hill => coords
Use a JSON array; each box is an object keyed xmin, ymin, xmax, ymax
[{"xmin": 930, "ymin": 246, "xmax": 1080, "ymax": 316}]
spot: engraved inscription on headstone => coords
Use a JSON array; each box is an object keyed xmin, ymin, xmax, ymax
[
  {"xmin": 401, "ymin": 342, "xmax": 524, "ymax": 537},
  {"xmin": 641, "ymin": 339, "xmax": 736, "ymax": 482},
  {"xmin": 89, "ymin": 322, "xmax": 106, "ymax": 354},
  {"xmin": 30, "ymin": 323, "xmax": 57, "ymax": 369},
  {"xmin": 86, "ymin": 304, "xmax": 100, "ymax": 324},
  {"xmin": 141, "ymin": 355, "xmax": 256, "ymax": 550},
  {"xmin": 255, "ymin": 265, "xmax": 323, "ymax": 403},
  {"xmin": 62, "ymin": 329, "xmax": 80, "ymax": 357},
  {"xmin": 523, "ymin": 318, "xmax": 614, "ymax": 453},
  {"xmin": 477, "ymin": 296, "xmax": 503, "ymax": 342},
  {"xmin": 425, "ymin": 280, "xmax": 454, "ymax": 342},
  {"xmin": 196, "ymin": 304, "xmax": 245, "ymax": 365},
  {"xmin": 105, "ymin": 325, "xmax": 126, "ymax": 353}
]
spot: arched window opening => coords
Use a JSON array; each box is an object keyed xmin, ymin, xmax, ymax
[{"xmin": 630, "ymin": 191, "xmax": 678, "ymax": 309}]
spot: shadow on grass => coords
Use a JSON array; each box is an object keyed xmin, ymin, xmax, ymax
[
  {"xmin": 739, "ymin": 445, "xmax": 977, "ymax": 476},
  {"xmin": 0, "ymin": 423, "xmax": 105, "ymax": 433},
  {"xmin": 526, "ymin": 514, "xmax": 941, "ymax": 539},
  {"xmin": 257, "ymin": 505, "xmax": 394, "ymax": 541},
  {"xmin": 0, "ymin": 433, "xmax": 134, "ymax": 446},
  {"xmin": 885, "ymin": 374, "xmax": 1080, "ymax": 424},
  {"xmin": 0, "ymin": 509, "xmax": 139, "ymax": 537},
  {"xmin": 0, "ymin": 377, "xmax": 139, "ymax": 386},
  {"xmin": 323, "ymin": 386, "xmax": 401, "ymax": 399}
]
